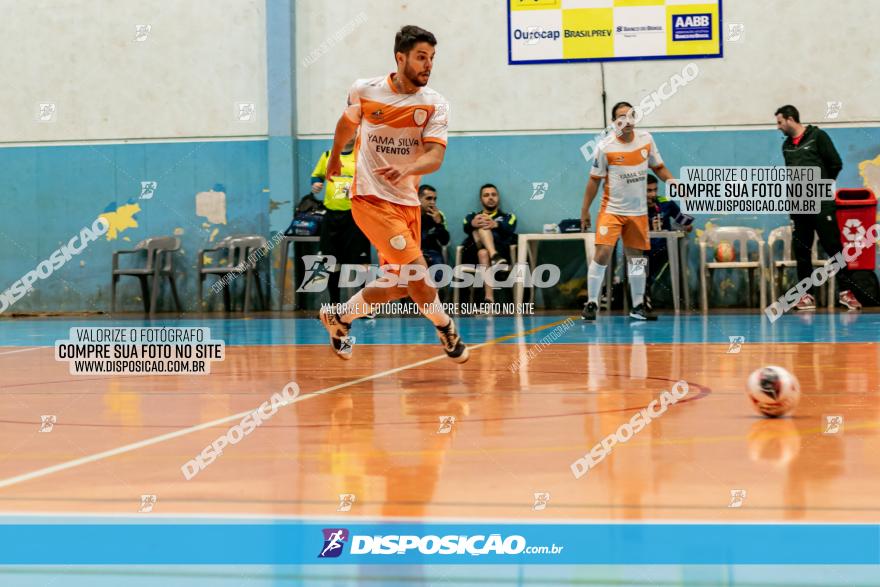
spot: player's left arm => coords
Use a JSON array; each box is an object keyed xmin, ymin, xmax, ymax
[
  {"xmin": 375, "ymin": 142, "xmax": 446, "ymax": 183},
  {"xmin": 648, "ymin": 136, "xmax": 676, "ymax": 184},
  {"xmin": 653, "ymin": 165, "xmax": 675, "ymax": 183}
]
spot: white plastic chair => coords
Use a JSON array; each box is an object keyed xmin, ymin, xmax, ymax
[
  {"xmin": 767, "ymin": 224, "xmax": 835, "ymax": 309},
  {"xmin": 199, "ymin": 235, "xmax": 269, "ymax": 314},
  {"xmin": 112, "ymin": 236, "xmax": 182, "ymax": 315},
  {"xmin": 698, "ymin": 226, "xmax": 766, "ymax": 312}
]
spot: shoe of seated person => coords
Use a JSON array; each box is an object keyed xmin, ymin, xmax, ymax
[{"xmin": 489, "ymin": 253, "xmax": 509, "ymax": 271}]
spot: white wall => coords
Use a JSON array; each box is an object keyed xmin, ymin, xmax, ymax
[
  {"xmin": 0, "ymin": 0, "xmax": 268, "ymax": 143},
  {"xmin": 296, "ymin": 0, "xmax": 880, "ymax": 136},
  {"xmin": 604, "ymin": 0, "xmax": 880, "ymax": 129}
]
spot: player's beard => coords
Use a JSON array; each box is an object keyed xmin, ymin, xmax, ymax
[{"xmin": 403, "ymin": 59, "xmax": 430, "ymax": 87}]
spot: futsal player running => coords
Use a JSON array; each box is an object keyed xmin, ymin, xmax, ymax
[
  {"xmin": 319, "ymin": 25, "xmax": 468, "ymax": 362},
  {"xmin": 580, "ymin": 101, "xmax": 677, "ymax": 321}
]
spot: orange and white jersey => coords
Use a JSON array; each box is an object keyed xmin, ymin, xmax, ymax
[
  {"xmin": 590, "ymin": 130, "xmax": 665, "ymax": 216},
  {"xmin": 344, "ymin": 74, "xmax": 449, "ymax": 207}
]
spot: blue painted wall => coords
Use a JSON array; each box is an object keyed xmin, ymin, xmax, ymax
[
  {"xmin": 0, "ymin": 140, "xmax": 268, "ymax": 314},
  {"xmin": 298, "ymin": 127, "xmax": 879, "ymax": 307},
  {"xmin": 2, "ymin": 127, "xmax": 876, "ymax": 313},
  {"xmin": 299, "ymin": 127, "xmax": 880, "ymax": 245}
]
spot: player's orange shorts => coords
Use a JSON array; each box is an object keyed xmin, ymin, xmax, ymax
[
  {"xmin": 351, "ymin": 194, "xmax": 423, "ymax": 266},
  {"xmin": 595, "ymin": 211, "xmax": 650, "ymax": 250}
]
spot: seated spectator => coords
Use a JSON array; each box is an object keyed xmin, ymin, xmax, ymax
[
  {"xmin": 419, "ymin": 185, "xmax": 450, "ymax": 275},
  {"xmin": 645, "ymin": 174, "xmax": 693, "ymax": 310},
  {"xmin": 461, "ymin": 183, "xmax": 517, "ymax": 303}
]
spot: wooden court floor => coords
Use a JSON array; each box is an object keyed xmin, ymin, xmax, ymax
[{"xmin": 0, "ymin": 313, "xmax": 878, "ymax": 523}]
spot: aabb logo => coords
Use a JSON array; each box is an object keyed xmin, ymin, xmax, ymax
[
  {"xmin": 672, "ymin": 13, "xmax": 712, "ymax": 41},
  {"xmin": 318, "ymin": 528, "xmax": 349, "ymax": 558},
  {"xmin": 675, "ymin": 15, "xmax": 710, "ymax": 28}
]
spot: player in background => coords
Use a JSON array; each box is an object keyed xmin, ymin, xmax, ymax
[
  {"xmin": 580, "ymin": 101, "xmax": 677, "ymax": 321},
  {"xmin": 319, "ymin": 25, "xmax": 468, "ymax": 362}
]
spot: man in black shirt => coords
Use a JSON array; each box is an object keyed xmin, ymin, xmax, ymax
[
  {"xmin": 461, "ymin": 184, "xmax": 517, "ymax": 303},
  {"xmin": 418, "ymin": 184, "xmax": 450, "ymax": 282},
  {"xmin": 775, "ymin": 104, "xmax": 861, "ymax": 311}
]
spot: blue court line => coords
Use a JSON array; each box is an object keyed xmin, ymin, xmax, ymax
[
  {"xmin": 0, "ymin": 313, "xmax": 878, "ymax": 347},
  {"xmin": 0, "ymin": 522, "xmax": 876, "ymax": 564}
]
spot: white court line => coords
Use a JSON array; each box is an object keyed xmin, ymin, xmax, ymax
[
  {"xmin": 0, "ymin": 347, "xmax": 40, "ymax": 356},
  {"xmin": 0, "ymin": 317, "xmax": 570, "ymax": 492},
  {"xmin": 0, "ymin": 350, "xmax": 462, "ymax": 491}
]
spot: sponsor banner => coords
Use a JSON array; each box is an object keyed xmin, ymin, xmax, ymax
[
  {"xmin": 0, "ymin": 523, "xmax": 876, "ymax": 564},
  {"xmin": 508, "ymin": 0, "xmax": 722, "ymax": 64}
]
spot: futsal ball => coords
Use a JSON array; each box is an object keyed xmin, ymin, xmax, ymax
[
  {"xmin": 746, "ymin": 366, "xmax": 801, "ymax": 418},
  {"xmin": 715, "ymin": 241, "xmax": 736, "ymax": 262}
]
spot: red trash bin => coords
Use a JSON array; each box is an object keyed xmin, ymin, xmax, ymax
[{"xmin": 835, "ymin": 188, "xmax": 877, "ymax": 270}]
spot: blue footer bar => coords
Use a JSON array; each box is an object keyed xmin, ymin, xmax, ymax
[{"xmin": 0, "ymin": 523, "xmax": 877, "ymax": 564}]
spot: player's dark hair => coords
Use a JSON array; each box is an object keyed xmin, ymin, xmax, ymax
[
  {"xmin": 419, "ymin": 184, "xmax": 437, "ymax": 196},
  {"xmin": 775, "ymin": 105, "xmax": 800, "ymax": 123},
  {"xmin": 394, "ymin": 25, "xmax": 437, "ymax": 55},
  {"xmin": 611, "ymin": 101, "xmax": 633, "ymax": 120},
  {"xmin": 646, "ymin": 174, "xmax": 659, "ymax": 185}
]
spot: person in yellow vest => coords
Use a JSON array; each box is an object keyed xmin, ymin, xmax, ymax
[{"xmin": 310, "ymin": 138, "xmax": 371, "ymax": 305}]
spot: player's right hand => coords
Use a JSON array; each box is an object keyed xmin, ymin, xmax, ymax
[
  {"xmin": 325, "ymin": 157, "xmax": 342, "ymax": 181},
  {"xmin": 311, "ymin": 182, "xmax": 324, "ymax": 194},
  {"xmin": 581, "ymin": 211, "xmax": 591, "ymax": 232}
]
